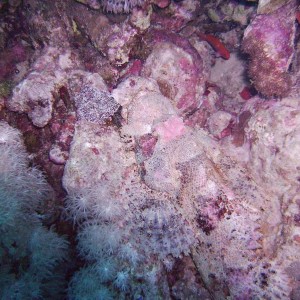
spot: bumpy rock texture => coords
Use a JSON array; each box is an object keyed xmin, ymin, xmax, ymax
[
  {"xmin": 242, "ymin": 0, "xmax": 296, "ymax": 97},
  {"xmin": 1, "ymin": 0, "xmax": 300, "ymax": 299}
]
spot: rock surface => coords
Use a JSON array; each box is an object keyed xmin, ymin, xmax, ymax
[{"xmin": 1, "ymin": 0, "xmax": 300, "ymax": 299}]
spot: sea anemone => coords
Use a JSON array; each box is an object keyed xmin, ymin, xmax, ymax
[
  {"xmin": 77, "ymin": 222, "xmax": 123, "ymax": 260},
  {"xmin": 95, "ymin": 258, "xmax": 118, "ymax": 283},
  {"xmin": 114, "ymin": 270, "xmax": 130, "ymax": 291}
]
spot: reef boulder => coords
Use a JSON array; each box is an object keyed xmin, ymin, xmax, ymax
[{"xmin": 242, "ymin": 1, "xmax": 296, "ymax": 97}]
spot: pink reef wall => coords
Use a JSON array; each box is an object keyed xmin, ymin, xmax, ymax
[{"xmin": 1, "ymin": 0, "xmax": 300, "ymax": 299}]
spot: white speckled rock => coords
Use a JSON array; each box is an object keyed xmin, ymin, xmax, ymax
[
  {"xmin": 112, "ymin": 76, "xmax": 176, "ymax": 137},
  {"xmin": 7, "ymin": 47, "xmax": 79, "ymax": 127},
  {"xmin": 62, "ymin": 122, "xmax": 136, "ymax": 192},
  {"xmin": 245, "ymin": 97, "xmax": 300, "ymax": 193}
]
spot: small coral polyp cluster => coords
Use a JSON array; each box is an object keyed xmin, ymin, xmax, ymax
[
  {"xmin": 66, "ymin": 182, "xmax": 196, "ymax": 298},
  {"xmin": 1, "ymin": 0, "xmax": 300, "ymax": 299}
]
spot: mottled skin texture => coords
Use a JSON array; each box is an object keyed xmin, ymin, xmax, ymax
[{"xmin": 142, "ymin": 30, "xmax": 205, "ymax": 114}]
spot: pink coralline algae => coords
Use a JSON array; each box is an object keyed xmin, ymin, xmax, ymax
[
  {"xmin": 155, "ymin": 115, "xmax": 187, "ymax": 143},
  {"xmin": 242, "ymin": 1, "xmax": 297, "ymax": 97},
  {"xmin": 0, "ymin": 42, "xmax": 30, "ymax": 81},
  {"xmin": 151, "ymin": 0, "xmax": 170, "ymax": 9},
  {"xmin": 136, "ymin": 133, "xmax": 157, "ymax": 160},
  {"xmin": 151, "ymin": 0, "xmax": 200, "ymax": 32}
]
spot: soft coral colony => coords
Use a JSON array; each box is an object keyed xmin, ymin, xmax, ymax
[
  {"xmin": 0, "ymin": 122, "xmax": 69, "ymax": 299},
  {"xmin": 0, "ymin": 0, "xmax": 300, "ymax": 299}
]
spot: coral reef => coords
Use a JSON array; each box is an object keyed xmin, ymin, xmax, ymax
[{"xmin": 1, "ymin": 0, "xmax": 300, "ymax": 299}]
